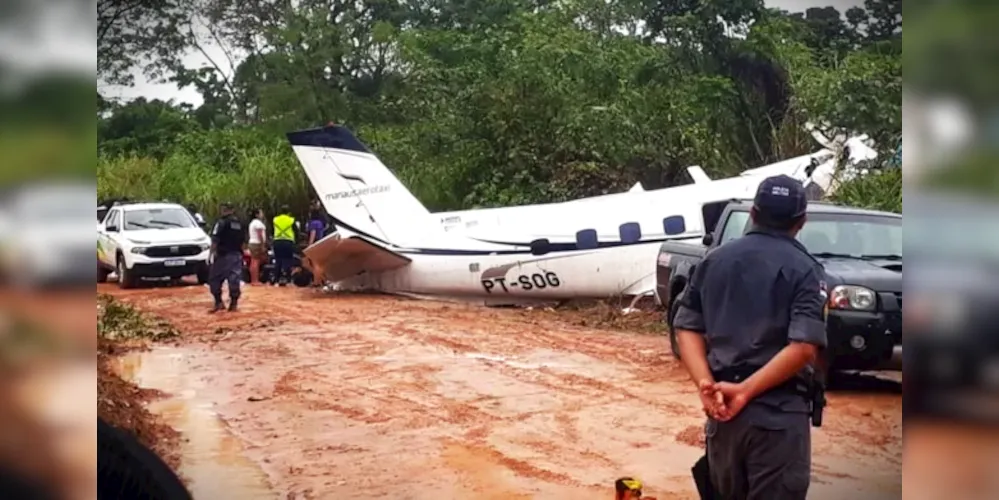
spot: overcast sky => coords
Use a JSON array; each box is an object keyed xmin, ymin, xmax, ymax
[{"xmin": 99, "ymin": 0, "xmax": 860, "ymax": 106}]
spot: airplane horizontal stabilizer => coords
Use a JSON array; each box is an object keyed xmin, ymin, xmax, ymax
[{"xmin": 301, "ymin": 233, "xmax": 411, "ymax": 283}]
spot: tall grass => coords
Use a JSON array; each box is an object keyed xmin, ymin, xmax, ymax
[
  {"xmin": 98, "ymin": 126, "xmax": 905, "ymax": 221},
  {"xmin": 97, "ymin": 132, "xmax": 313, "ymax": 221},
  {"xmin": 830, "ymin": 166, "xmax": 902, "ymax": 213}
]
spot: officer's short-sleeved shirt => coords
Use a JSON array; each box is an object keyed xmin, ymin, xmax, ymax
[
  {"xmin": 673, "ymin": 226, "xmax": 826, "ymax": 428},
  {"xmin": 212, "ymin": 214, "xmax": 245, "ymax": 255}
]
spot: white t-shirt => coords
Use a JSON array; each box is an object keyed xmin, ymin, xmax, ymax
[{"xmin": 248, "ymin": 218, "xmax": 266, "ymax": 244}]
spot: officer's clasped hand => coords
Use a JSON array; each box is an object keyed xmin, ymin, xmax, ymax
[
  {"xmin": 698, "ymin": 379, "xmax": 727, "ymax": 420},
  {"xmin": 700, "ymin": 380, "xmax": 753, "ymax": 422},
  {"xmin": 711, "ymin": 382, "xmax": 752, "ymax": 421}
]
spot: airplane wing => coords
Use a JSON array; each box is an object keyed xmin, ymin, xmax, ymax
[{"xmin": 301, "ymin": 233, "xmax": 411, "ymax": 283}]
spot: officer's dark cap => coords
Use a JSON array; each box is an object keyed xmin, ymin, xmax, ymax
[{"xmin": 752, "ymin": 175, "xmax": 808, "ymax": 224}]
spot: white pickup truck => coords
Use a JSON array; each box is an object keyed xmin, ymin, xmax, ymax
[{"xmin": 97, "ymin": 201, "xmax": 212, "ymax": 288}]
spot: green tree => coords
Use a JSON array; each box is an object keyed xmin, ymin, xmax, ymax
[{"xmin": 98, "ymin": 98, "xmax": 198, "ymax": 159}]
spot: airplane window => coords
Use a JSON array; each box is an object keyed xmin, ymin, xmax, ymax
[
  {"xmin": 576, "ymin": 229, "xmax": 598, "ymax": 250},
  {"xmin": 619, "ymin": 223, "xmax": 642, "ymax": 243},
  {"xmin": 663, "ymin": 216, "xmax": 686, "ymax": 235},
  {"xmin": 530, "ymin": 238, "xmax": 551, "ymax": 256}
]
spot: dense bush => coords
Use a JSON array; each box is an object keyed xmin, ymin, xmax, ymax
[{"xmin": 831, "ymin": 167, "xmax": 902, "ymax": 214}]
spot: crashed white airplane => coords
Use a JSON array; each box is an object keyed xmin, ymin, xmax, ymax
[{"xmin": 289, "ymin": 124, "xmax": 874, "ymax": 305}]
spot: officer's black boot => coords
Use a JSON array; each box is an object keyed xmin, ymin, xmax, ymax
[
  {"xmin": 210, "ymin": 296, "xmax": 224, "ymax": 313},
  {"xmin": 228, "ymin": 297, "xmax": 239, "ymax": 312}
]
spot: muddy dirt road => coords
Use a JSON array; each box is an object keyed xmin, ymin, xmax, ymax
[{"xmin": 100, "ymin": 282, "xmax": 901, "ymax": 499}]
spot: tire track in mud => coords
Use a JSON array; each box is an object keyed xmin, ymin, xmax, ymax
[{"xmin": 98, "ymin": 283, "xmax": 902, "ymax": 499}]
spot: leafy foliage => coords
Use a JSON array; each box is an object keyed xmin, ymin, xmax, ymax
[
  {"xmin": 831, "ymin": 167, "xmax": 902, "ymax": 214},
  {"xmin": 97, "ymin": 0, "xmax": 902, "ymax": 215},
  {"xmin": 98, "ymin": 295, "xmax": 179, "ymax": 341}
]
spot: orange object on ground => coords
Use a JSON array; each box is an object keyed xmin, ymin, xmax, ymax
[{"xmin": 615, "ymin": 477, "xmax": 655, "ymax": 500}]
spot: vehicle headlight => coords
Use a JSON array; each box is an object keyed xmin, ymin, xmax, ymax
[
  {"xmin": 198, "ymin": 243, "xmax": 211, "ymax": 251},
  {"xmin": 128, "ymin": 239, "xmax": 151, "ymax": 245},
  {"xmin": 829, "ymin": 285, "xmax": 877, "ymax": 311},
  {"xmin": 130, "ymin": 247, "xmax": 148, "ymax": 255}
]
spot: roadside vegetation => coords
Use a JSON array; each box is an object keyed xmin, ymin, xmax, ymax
[
  {"xmin": 97, "ymin": 1, "xmax": 902, "ymax": 220},
  {"xmin": 98, "ymin": 294, "xmax": 179, "ymax": 342}
]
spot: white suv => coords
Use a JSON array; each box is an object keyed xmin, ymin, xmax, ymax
[{"xmin": 97, "ymin": 202, "xmax": 212, "ymax": 288}]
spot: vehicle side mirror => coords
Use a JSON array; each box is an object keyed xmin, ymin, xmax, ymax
[
  {"xmin": 702, "ymin": 233, "xmax": 713, "ymax": 246},
  {"xmin": 106, "ymin": 224, "xmax": 119, "ymax": 233}
]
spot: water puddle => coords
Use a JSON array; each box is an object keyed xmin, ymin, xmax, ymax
[{"xmin": 114, "ymin": 347, "xmax": 276, "ymax": 499}]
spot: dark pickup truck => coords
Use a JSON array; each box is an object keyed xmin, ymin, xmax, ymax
[{"xmin": 657, "ymin": 199, "xmax": 902, "ymax": 373}]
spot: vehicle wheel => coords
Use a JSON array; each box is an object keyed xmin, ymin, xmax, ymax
[
  {"xmin": 117, "ymin": 257, "xmax": 136, "ymax": 289},
  {"xmin": 668, "ymin": 295, "xmax": 682, "ymax": 360},
  {"xmin": 196, "ymin": 266, "xmax": 209, "ymax": 285},
  {"xmin": 98, "ymin": 266, "xmax": 110, "ymax": 283}
]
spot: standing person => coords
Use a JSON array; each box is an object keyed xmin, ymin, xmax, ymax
[
  {"xmin": 247, "ymin": 208, "xmax": 267, "ymax": 285},
  {"xmin": 187, "ymin": 204, "xmax": 206, "ymax": 228},
  {"xmin": 673, "ymin": 175, "xmax": 827, "ymax": 500},
  {"xmin": 271, "ymin": 205, "xmax": 297, "ymax": 287},
  {"xmin": 306, "ymin": 208, "xmax": 326, "ymax": 246},
  {"xmin": 310, "ymin": 198, "xmax": 336, "ymax": 235},
  {"xmin": 208, "ymin": 202, "xmax": 246, "ymax": 312}
]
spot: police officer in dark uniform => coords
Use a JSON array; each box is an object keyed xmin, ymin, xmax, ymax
[
  {"xmin": 673, "ymin": 175, "xmax": 827, "ymax": 500},
  {"xmin": 209, "ymin": 202, "xmax": 246, "ymax": 312}
]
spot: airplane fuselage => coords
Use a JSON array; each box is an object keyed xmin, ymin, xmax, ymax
[
  {"xmin": 330, "ymin": 236, "xmax": 697, "ymax": 305},
  {"xmin": 287, "ymin": 124, "xmax": 869, "ymax": 306}
]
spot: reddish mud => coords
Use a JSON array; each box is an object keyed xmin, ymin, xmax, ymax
[
  {"xmin": 98, "ymin": 338, "xmax": 181, "ymax": 472},
  {"xmin": 99, "ymin": 282, "xmax": 902, "ymax": 499}
]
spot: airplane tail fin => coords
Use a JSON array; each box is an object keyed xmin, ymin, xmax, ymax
[{"xmin": 286, "ymin": 125, "xmax": 437, "ymax": 247}]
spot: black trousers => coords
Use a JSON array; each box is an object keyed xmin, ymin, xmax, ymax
[
  {"xmin": 272, "ymin": 239, "xmax": 295, "ymax": 283},
  {"xmin": 706, "ymin": 413, "xmax": 811, "ymax": 500},
  {"xmin": 209, "ymin": 252, "xmax": 242, "ymax": 303}
]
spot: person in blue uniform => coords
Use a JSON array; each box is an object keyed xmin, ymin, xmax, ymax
[
  {"xmin": 673, "ymin": 175, "xmax": 827, "ymax": 500},
  {"xmin": 208, "ymin": 202, "xmax": 246, "ymax": 312}
]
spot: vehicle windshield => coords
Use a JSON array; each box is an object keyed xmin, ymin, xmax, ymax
[
  {"xmin": 797, "ymin": 214, "xmax": 902, "ymax": 259},
  {"xmin": 123, "ymin": 208, "xmax": 196, "ymax": 230}
]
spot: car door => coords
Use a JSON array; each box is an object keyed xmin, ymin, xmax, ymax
[{"xmin": 98, "ymin": 209, "xmax": 121, "ymax": 267}]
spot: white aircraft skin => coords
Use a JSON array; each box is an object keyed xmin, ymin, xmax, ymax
[{"xmin": 288, "ymin": 125, "xmax": 871, "ymax": 306}]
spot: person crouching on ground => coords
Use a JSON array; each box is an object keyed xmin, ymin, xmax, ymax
[
  {"xmin": 208, "ymin": 202, "xmax": 246, "ymax": 312},
  {"xmin": 271, "ymin": 205, "xmax": 298, "ymax": 287},
  {"xmin": 247, "ymin": 208, "xmax": 267, "ymax": 285}
]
